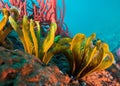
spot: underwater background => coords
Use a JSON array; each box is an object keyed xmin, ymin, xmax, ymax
[
  {"xmin": 0, "ymin": 0, "xmax": 120, "ymax": 51},
  {"xmin": 64, "ymin": 0, "xmax": 120, "ymax": 36},
  {"xmin": 0, "ymin": 0, "xmax": 120, "ymax": 85},
  {"xmin": 64, "ymin": 0, "xmax": 120, "ymax": 52}
]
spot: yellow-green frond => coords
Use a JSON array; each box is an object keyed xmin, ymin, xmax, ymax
[
  {"xmin": 70, "ymin": 34, "xmax": 85, "ymax": 73},
  {"xmin": 30, "ymin": 19, "xmax": 39, "ymax": 57},
  {"xmin": 35, "ymin": 21, "xmax": 41, "ymax": 50},
  {"xmin": 85, "ymin": 33, "xmax": 96, "ymax": 49},
  {"xmin": 42, "ymin": 22, "xmax": 57, "ymax": 53},
  {"xmin": 10, "ymin": 8, "xmax": 19, "ymax": 20},
  {"xmin": 64, "ymin": 33, "xmax": 114, "ymax": 79},
  {"xmin": 40, "ymin": 22, "xmax": 57, "ymax": 62},
  {"xmin": 22, "ymin": 16, "xmax": 33, "ymax": 54},
  {"xmin": 0, "ymin": 8, "xmax": 9, "ymax": 31},
  {"xmin": 9, "ymin": 16, "xmax": 27, "ymax": 51}
]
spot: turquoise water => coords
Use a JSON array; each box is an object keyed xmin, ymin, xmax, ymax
[
  {"xmin": 1, "ymin": 0, "xmax": 120, "ymax": 35},
  {"xmin": 64, "ymin": 0, "xmax": 120, "ymax": 51},
  {"xmin": 0, "ymin": 0, "xmax": 120, "ymax": 51},
  {"xmin": 64, "ymin": 0, "xmax": 120, "ymax": 36}
]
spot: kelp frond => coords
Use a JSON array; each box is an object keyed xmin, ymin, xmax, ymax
[
  {"xmin": 22, "ymin": 16, "xmax": 34, "ymax": 54},
  {"xmin": 63, "ymin": 33, "xmax": 114, "ymax": 79},
  {"xmin": 39, "ymin": 22, "xmax": 57, "ymax": 63},
  {"xmin": 0, "ymin": 8, "xmax": 19, "ymax": 49},
  {"xmin": 30, "ymin": 19, "xmax": 39, "ymax": 57},
  {"xmin": 42, "ymin": 36, "xmax": 72, "ymax": 64},
  {"xmin": 0, "ymin": 8, "xmax": 9, "ymax": 31},
  {"xmin": 9, "ymin": 15, "xmax": 57, "ymax": 64}
]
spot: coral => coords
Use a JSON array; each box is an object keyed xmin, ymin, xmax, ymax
[
  {"xmin": 9, "ymin": 15, "xmax": 57, "ymax": 64},
  {"xmin": 61, "ymin": 33, "xmax": 114, "ymax": 79},
  {"xmin": 0, "ymin": 0, "xmax": 10, "ymax": 10},
  {"xmin": 0, "ymin": 0, "xmax": 69, "ymax": 36}
]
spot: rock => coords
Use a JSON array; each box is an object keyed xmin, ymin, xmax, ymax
[
  {"xmin": 0, "ymin": 47, "xmax": 70, "ymax": 86},
  {"xmin": 0, "ymin": 47, "xmax": 119, "ymax": 86},
  {"xmin": 82, "ymin": 70, "xmax": 120, "ymax": 86}
]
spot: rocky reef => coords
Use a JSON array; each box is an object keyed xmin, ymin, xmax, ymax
[{"xmin": 0, "ymin": 47, "xmax": 119, "ymax": 86}]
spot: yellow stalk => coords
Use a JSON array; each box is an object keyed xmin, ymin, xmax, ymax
[
  {"xmin": 70, "ymin": 34, "xmax": 85, "ymax": 73},
  {"xmin": 10, "ymin": 8, "xmax": 19, "ymax": 21},
  {"xmin": 0, "ymin": 25, "xmax": 12, "ymax": 42},
  {"xmin": 85, "ymin": 33, "xmax": 96, "ymax": 49},
  {"xmin": 43, "ymin": 52, "xmax": 54, "ymax": 64},
  {"xmin": 58, "ymin": 37, "xmax": 72, "ymax": 45},
  {"xmin": 35, "ymin": 21, "xmax": 41, "ymax": 50},
  {"xmin": 77, "ymin": 46, "xmax": 97, "ymax": 78},
  {"xmin": 43, "ymin": 38, "xmax": 72, "ymax": 64},
  {"xmin": 9, "ymin": 16, "xmax": 27, "ymax": 51},
  {"xmin": 98, "ymin": 52, "xmax": 114, "ymax": 69},
  {"xmin": 92, "ymin": 43, "xmax": 114, "ymax": 70},
  {"xmin": 22, "ymin": 16, "xmax": 33, "ymax": 54},
  {"xmin": 0, "ymin": 15, "xmax": 8, "ymax": 31},
  {"xmin": 42, "ymin": 23, "xmax": 57, "ymax": 52},
  {"xmin": 30, "ymin": 19, "xmax": 38, "ymax": 57},
  {"xmin": 80, "ymin": 43, "xmax": 114, "ymax": 78},
  {"xmin": 0, "ymin": 8, "xmax": 9, "ymax": 31},
  {"xmin": 41, "ymin": 22, "xmax": 57, "ymax": 62}
]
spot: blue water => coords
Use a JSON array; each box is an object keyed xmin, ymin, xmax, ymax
[
  {"xmin": 59, "ymin": 0, "xmax": 120, "ymax": 51},
  {"xmin": 64, "ymin": 0, "xmax": 120, "ymax": 36},
  {"xmin": 1, "ymin": 0, "xmax": 120, "ymax": 35},
  {"xmin": 0, "ymin": 0, "xmax": 120, "ymax": 51}
]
